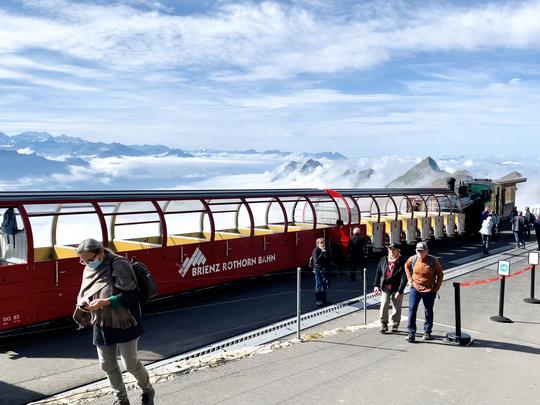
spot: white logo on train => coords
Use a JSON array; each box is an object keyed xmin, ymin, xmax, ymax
[{"xmin": 179, "ymin": 247, "xmax": 276, "ymax": 278}]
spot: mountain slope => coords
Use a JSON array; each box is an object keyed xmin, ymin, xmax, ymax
[{"xmin": 386, "ymin": 157, "xmax": 449, "ymax": 187}]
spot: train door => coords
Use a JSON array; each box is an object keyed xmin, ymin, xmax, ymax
[
  {"xmin": 433, "ymin": 216, "xmax": 444, "ymax": 239},
  {"xmin": 388, "ymin": 220, "xmax": 402, "ymax": 245},
  {"xmin": 445, "ymin": 214, "xmax": 456, "ymax": 237},
  {"xmin": 404, "ymin": 218, "xmax": 417, "ymax": 244},
  {"xmin": 420, "ymin": 217, "xmax": 431, "ymax": 240},
  {"xmin": 457, "ymin": 214, "xmax": 466, "ymax": 235}
]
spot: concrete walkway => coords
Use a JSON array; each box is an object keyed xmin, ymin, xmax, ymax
[{"xmin": 73, "ymin": 250, "xmax": 540, "ymax": 405}]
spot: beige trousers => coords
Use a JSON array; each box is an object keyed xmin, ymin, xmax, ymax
[{"xmin": 379, "ymin": 287, "xmax": 403, "ymax": 327}]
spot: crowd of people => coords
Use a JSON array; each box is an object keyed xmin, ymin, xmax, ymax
[
  {"xmin": 510, "ymin": 206, "xmax": 540, "ymax": 250},
  {"xmin": 312, "ymin": 206, "xmax": 540, "ymax": 342},
  {"xmin": 310, "ymin": 220, "xmax": 444, "ymax": 342}
]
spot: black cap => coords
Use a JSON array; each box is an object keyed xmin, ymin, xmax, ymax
[{"xmin": 387, "ymin": 242, "xmax": 401, "ymax": 249}]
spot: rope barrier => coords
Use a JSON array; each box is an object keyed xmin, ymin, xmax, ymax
[{"xmin": 459, "ymin": 265, "xmax": 532, "ymax": 287}]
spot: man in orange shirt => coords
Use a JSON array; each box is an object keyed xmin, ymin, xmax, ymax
[{"xmin": 404, "ymin": 242, "xmax": 443, "ymax": 342}]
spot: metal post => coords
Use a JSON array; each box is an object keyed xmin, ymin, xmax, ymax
[
  {"xmin": 490, "ymin": 276, "xmax": 512, "ymax": 323},
  {"xmin": 524, "ymin": 265, "xmax": 540, "ymax": 304},
  {"xmin": 455, "ymin": 282, "xmax": 461, "ymax": 336},
  {"xmin": 446, "ymin": 282, "xmax": 471, "ymax": 345},
  {"xmin": 363, "ymin": 267, "xmax": 367, "ymax": 326},
  {"xmin": 297, "ymin": 267, "xmax": 301, "ymax": 340}
]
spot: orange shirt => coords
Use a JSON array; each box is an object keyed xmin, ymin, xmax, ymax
[{"xmin": 405, "ymin": 255, "xmax": 443, "ymax": 293}]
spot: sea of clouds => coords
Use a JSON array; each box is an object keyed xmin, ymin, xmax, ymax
[{"xmin": 1, "ymin": 153, "xmax": 537, "ymax": 209}]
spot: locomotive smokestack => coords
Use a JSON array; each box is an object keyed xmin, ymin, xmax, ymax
[{"xmin": 447, "ymin": 177, "xmax": 456, "ymax": 193}]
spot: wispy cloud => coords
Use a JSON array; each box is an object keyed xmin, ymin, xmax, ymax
[
  {"xmin": 1, "ymin": 1, "xmax": 540, "ymax": 78},
  {"xmin": 1, "ymin": 1, "xmax": 540, "ymax": 154}
]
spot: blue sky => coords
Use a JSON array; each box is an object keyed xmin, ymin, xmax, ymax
[{"xmin": 1, "ymin": 0, "xmax": 540, "ymax": 156}]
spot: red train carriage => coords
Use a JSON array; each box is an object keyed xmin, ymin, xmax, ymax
[{"xmin": 0, "ymin": 187, "xmax": 458, "ymax": 334}]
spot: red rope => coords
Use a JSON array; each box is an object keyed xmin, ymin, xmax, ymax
[{"xmin": 459, "ymin": 265, "xmax": 532, "ymax": 287}]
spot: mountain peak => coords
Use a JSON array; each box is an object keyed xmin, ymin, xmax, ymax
[
  {"xmin": 15, "ymin": 131, "xmax": 54, "ymax": 143},
  {"xmin": 386, "ymin": 157, "xmax": 446, "ymax": 187},
  {"xmin": 418, "ymin": 156, "xmax": 441, "ymax": 172}
]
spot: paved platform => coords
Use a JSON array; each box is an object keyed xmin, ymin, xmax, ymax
[{"xmin": 69, "ymin": 249, "xmax": 540, "ymax": 405}]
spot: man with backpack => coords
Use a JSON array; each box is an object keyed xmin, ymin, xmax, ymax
[
  {"xmin": 523, "ymin": 207, "xmax": 535, "ymax": 241},
  {"xmin": 74, "ymin": 238, "xmax": 155, "ymax": 405},
  {"xmin": 404, "ymin": 242, "xmax": 444, "ymax": 342}
]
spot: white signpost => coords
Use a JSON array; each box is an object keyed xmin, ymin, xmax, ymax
[
  {"xmin": 528, "ymin": 252, "xmax": 539, "ymax": 266},
  {"xmin": 497, "ymin": 260, "xmax": 510, "ymax": 276}
]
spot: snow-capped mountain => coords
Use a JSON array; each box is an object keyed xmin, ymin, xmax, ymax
[{"xmin": 0, "ymin": 131, "xmax": 536, "ymax": 209}]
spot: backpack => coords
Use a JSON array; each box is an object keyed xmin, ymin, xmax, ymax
[
  {"xmin": 1, "ymin": 208, "xmax": 18, "ymax": 247},
  {"xmin": 111, "ymin": 256, "xmax": 158, "ymax": 304},
  {"xmin": 130, "ymin": 258, "xmax": 158, "ymax": 304}
]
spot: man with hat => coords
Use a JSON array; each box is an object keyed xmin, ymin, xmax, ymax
[
  {"xmin": 404, "ymin": 242, "xmax": 444, "ymax": 342},
  {"xmin": 373, "ymin": 242, "xmax": 407, "ymax": 333}
]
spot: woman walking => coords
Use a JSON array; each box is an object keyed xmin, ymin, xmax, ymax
[{"xmin": 74, "ymin": 238, "xmax": 155, "ymax": 405}]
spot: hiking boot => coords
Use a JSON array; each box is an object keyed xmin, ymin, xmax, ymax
[
  {"xmin": 391, "ymin": 325, "xmax": 399, "ymax": 333},
  {"xmin": 422, "ymin": 332, "xmax": 432, "ymax": 341},
  {"xmin": 379, "ymin": 324, "xmax": 388, "ymax": 334},
  {"xmin": 406, "ymin": 333, "xmax": 415, "ymax": 343},
  {"xmin": 141, "ymin": 388, "xmax": 155, "ymax": 405},
  {"xmin": 113, "ymin": 399, "xmax": 130, "ymax": 405}
]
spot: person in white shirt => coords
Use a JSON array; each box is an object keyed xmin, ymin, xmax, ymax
[{"xmin": 479, "ymin": 216, "xmax": 494, "ymax": 254}]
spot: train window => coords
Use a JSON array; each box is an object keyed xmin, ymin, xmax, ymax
[
  {"xmin": 265, "ymin": 199, "xmax": 287, "ymax": 230},
  {"xmin": 204, "ymin": 199, "xmax": 242, "ymax": 235},
  {"xmin": 104, "ymin": 202, "xmax": 162, "ymax": 249},
  {"xmin": 344, "ymin": 197, "xmax": 360, "ymax": 224},
  {"xmin": 160, "ymin": 200, "xmax": 208, "ymax": 240},
  {"xmin": 55, "ymin": 204, "xmax": 103, "ymax": 247},
  {"xmin": 243, "ymin": 198, "xmax": 275, "ymax": 229},
  {"xmin": 354, "ymin": 197, "xmax": 378, "ymax": 220},
  {"xmin": 0, "ymin": 207, "xmax": 27, "ymax": 264},
  {"xmin": 305, "ymin": 197, "xmax": 337, "ymax": 225}
]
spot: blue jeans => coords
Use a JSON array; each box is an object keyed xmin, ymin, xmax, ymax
[
  {"xmin": 513, "ymin": 231, "xmax": 524, "ymax": 247},
  {"xmin": 481, "ymin": 234, "xmax": 490, "ymax": 252},
  {"xmin": 314, "ymin": 270, "xmax": 327, "ymax": 303},
  {"xmin": 524, "ymin": 224, "xmax": 531, "ymax": 240},
  {"xmin": 407, "ymin": 288, "xmax": 436, "ymax": 335}
]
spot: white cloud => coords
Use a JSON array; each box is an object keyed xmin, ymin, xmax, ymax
[{"xmin": 1, "ymin": 1, "xmax": 540, "ymax": 79}]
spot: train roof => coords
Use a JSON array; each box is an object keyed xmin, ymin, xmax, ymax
[{"xmin": 0, "ymin": 187, "xmax": 455, "ymax": 204}]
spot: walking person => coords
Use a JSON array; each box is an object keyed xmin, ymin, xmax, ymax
[
  {"xmin": 348, "ymin": 227, "xmax": 366, "ymax": 282},
  {"xmin": 533, "ymin": 215, "xmax": 540, "ymax": 250},
  {"xmin": 311, "ymin": 238, "xmax": 330, "ymax": 307},
  {"xmin": 489, "ymin": 209, "xmax": 500, "ymax": 241},
  {"xmin": 479, "ymin": 216, "xmax": 494, "ymax": 254},
  {"xmin": 373, "ymin": 243, "xmax": 407, "ymax": 333},
  {"xmin": 524, "ymin": 207, "xmax": 535, "ymax": 240},
  {"xmin": 404, "ymin": 242, "xmax": 443, "ymax": 342},
  {"xmin": 511, "ymin": 211, "xmax": 526, "ymax": 249},
  {"xmin": 74, "ymin": 238, "xmax": 155, "ymax": 405}
]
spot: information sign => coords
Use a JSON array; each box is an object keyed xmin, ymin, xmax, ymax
[{"xmin": 498, "ymin": 260, "xmax": 510, "ymax": 276}]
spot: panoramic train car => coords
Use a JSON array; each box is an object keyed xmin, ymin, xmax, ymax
[{"xmin": 0, "ymin": 187, "xmax": 459, "ymax": 335}]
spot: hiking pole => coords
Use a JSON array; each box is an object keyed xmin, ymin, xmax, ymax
[
  {"xmin": 446, "ymin": 282, "xmax": 471, "ymax": 346},
  {"xmin": 363, "ymin": 267, "xmax": 367, "ymax": 326},
  {"xmin": 297, "ymin": 267, "xmax": 302, "ymax": 340}
]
